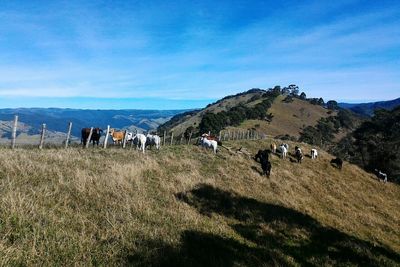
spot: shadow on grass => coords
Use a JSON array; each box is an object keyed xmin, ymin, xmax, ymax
[
  {"xmin": 125, "ymin": 184, "xmax": 400, "ymax": 267},
  {"xmin": 250, "ymin": 166, "xmax": 264, "ymax": 176}
]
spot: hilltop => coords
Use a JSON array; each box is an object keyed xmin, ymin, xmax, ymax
[
  {"xmin": 0, "ymin": 139, "xmax": 399, "ymax": 266},
  {"xmin": 236, "ymin": 94, "xmax": 333, "ymax": 138}
]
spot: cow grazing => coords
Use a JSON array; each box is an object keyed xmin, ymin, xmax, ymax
[
  {"xmin": 375, "ymin": 169, "xmax": 388, "ymax": 183},
  {"xmin": 146, "ymin": 134, "xmax": 161, "ymax": 150},
  {"xmin": 109, "ymin": 129, "xmax": 125, "ymax": 145},
  {"xmin": 199, "ymin": 135, "xmax": 218, "ymax": 153},
  {"xmin": 311, "ymin": 149, "xmax": 318, "ymax": 159},
  {"xmin": 81, "ymin": 128, "xmax": 103, "ymax": 147},
  {"xmin": 131, "ymin": 133, "xmax": 147, "ymax": 153},
  {"xmin": 330, "ymin": 157, "xmax": 343, "ymax": 170},
  {"xmin": 295, "ymin": 146, "xmax": 303, "ymax": 163},
  {"xmin": 270, "ymin": 143, "xmax": 277, "ymax": 153},
  {"xmin": 279, "ymin": 145, "xmax": 288, "ymax": 159}
]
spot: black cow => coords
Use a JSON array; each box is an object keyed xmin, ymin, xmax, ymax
[
  {"xmin": 330, "ymin": 157, "xmax": 343, "ymax": 170},
  {"xmin": 254, "ymin": 149, "xmax": 271, "ymax": 162},
  {"xmin": 295, "ymin": 147, "xmax": 303, "ymax": 163},
  {"xmin": 81, "ymin": 128, "xmax": 103, "ymax": 147},
  {"xmin": 260, "ymin": 158, "xmax": 272, "ymax": 177},
  {"xmin": 254, "ymin": 149, "xmax": 272, "ymax": 177}
]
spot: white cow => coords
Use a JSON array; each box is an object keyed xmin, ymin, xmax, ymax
[
  {"xmin": 146, "ymin": 134, "xmax": 161, "ymax": 150},
  {"xmin": 199, "ymin": 136, "xmax": 218, "ymax": 153},
  {"xmin": 311, "ymin": 148, "xmax": 318, "ymax": 159},
  {"xmin": 131, "ymin": 133, "xmax": 147, "ymax": 153},
  {"xmin": 280, "ymin": 145, "xmax": 287, "ymax": 159}
]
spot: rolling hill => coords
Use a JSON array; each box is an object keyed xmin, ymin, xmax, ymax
[
  {"xmin": 159, "ymin": 88, "xmax": 358, "ymax": 141},
  {"xmin": 339, "ymin": 97, "xmax": 400, "ymax": 117},
  {"xmin": 0, "ymin": 139, "xmax": 399, "ymax": 266}
]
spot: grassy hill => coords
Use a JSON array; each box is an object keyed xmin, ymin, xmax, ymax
[
  {"xmin": 159, "ymin": 89, "xmax": 353, "ymax": 142},
  {"xmin": 0, "ymin": 139, "xmax": 399, "ymax": 266},
  {"xmin": 237, "ymin": 95, "xmax": 334, "ymax": 138}
]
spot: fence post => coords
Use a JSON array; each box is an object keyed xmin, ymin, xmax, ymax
[
  {"xmin": 11, "ymin": 115, "xmax": 18, "ymax": 149},
  {"xmin": 85, "ymin": 127, "xmax": 94, "ymax": 148},
  {"xmin": 39, "ymin": 123, "xmax": 46, "ymax": 149},
  {"xmin": 188, "ymin": 132, "xmax": 193, "ymax": 145},
  {"xmin": 170, "ymin": 131, "xmax": 174, "ymax": 146},
  {"xmin": 163, "ymin": 131, "xmax": 166, "ymax": 146},
  {"xmin": 122, "ymin": 130, "xmax": 128, "ymax": 148},
  {"xmin": 65, "ymin": 122, "xmax": 72, "ymax": 148},
  {"xmin": 179, "ymin": 134, "xmax": 183, "ymax": 145},
  {"xmin": 103, "ymin": 125, "xmax": 110, "ymax": 149},
  {"xmin": 218, "ymin": 131, "xmax": 222, "ymax": 141}
]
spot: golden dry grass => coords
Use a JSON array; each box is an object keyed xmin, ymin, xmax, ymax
[
  {"xmin": 240, "ymin": 95, "xmax": 334, "ymax": 138},
  {"xmin": 0, "ymin": 140, "xmax": 399, "ymax": 266}
]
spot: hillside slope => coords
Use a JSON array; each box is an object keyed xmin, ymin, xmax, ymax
[
  {"xmin": 159, "ymin": 89, "xmax": 266, "ymax": 136},
  {"xmin": 0, "ymin": 140, "xmax": 399, "ymax": 266},
  {"xmin": 159, "ymin": 89, "xmax": 351, "ymax": 142},
  {"xmin": 239, "ymin": 95, "xmax": 334, "ymax": 138}
]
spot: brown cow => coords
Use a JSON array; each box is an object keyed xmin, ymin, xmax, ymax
[
  {"xmin": 270, "ymin": 142, "xmax": 277, "ymax": 153},
  {"xmin": 109, "ymin": 129, "xmax": 125, "ymax": 145}
]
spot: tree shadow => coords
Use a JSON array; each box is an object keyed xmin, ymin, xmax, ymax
[{"xmin": 125, "ymin": 184, "xmax": 400, "ymax": 266}]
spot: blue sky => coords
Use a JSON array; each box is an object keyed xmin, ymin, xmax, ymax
[{"xmin": 0, "ymin": 0, "xmax": 399, "ymax": 109}]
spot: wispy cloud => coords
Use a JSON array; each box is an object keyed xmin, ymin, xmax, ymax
[{"xmin": 0, "ymin": 0, "xmax": 399, "ymax": 108}]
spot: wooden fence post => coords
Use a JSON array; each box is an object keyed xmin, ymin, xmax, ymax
[
  {"xmin": 85, "ymin": 127, "xmax": 94, "ymax": 148},
  {"xmin": 122, "ymin": 130, "xmax": 128, "ymax": 148},
  {"xmin": 65, "ymin": 122, "xmax": 72, "ymax": 148},
  {"xmin": 218, "ymin": 131, "xmax": 222, "ymax": 141},
  {"xmin": 163, "ymin": 131, "xmax": 166, "ymax": 146},
  {"xmin": 170, "ymin": 131, "xmax": 174, "ymax": 146},
  {"xmin": 103, "ymin": 125, "xmax": 110, "ymax": 149},
  {"xmin": 39, "ymin": 123, "xmax": 46, "ymax": 149},
  {"xmin": 11, "ymin": 115, "xmax": 18, "ymax": 149},
  {"xmin": 179, "ymin": 134, "xmax": 184, "ymax": 145},
  {"xmin": 188, "ymin": 132, "xmax": 193, "ymax": 145}
]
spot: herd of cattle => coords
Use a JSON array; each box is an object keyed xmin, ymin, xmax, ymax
[
  {"xmin": 81, "ymin": 128, "xmax": 389, "ymax": 183},
  {"xmin": 254, "ymin": 142, "xmax": 344, "ymax": 178},
  {"xmin": 81, "ymin": 127, "xmax": 160, "ymax": 153}
]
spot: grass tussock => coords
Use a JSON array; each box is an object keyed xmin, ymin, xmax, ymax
[{"xmin": 0, "ymin": 140, "xmax": 399, "ymax": 266}]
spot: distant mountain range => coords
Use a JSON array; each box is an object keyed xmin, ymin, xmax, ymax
[
  {"xmin": 0, "ymin": 108, "xmax": 186, "ymax": 143},
  {"xmin": 339, "ymin": 97, "xmax": 400, "ymax": 116}
]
